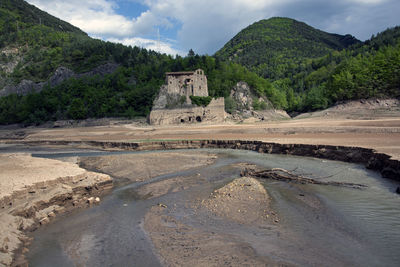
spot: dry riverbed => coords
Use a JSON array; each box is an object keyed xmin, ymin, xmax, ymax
[
  {"xmin": 79, "ymin": 151, "xmax": 217, "ymax": 183},
  {"xmin": 0, "ymin": 150, "xmax": 217, "ymax": 266},
  {"xmin": 144, "ymin": 177, "xmax": 286, "ymax": 266}
]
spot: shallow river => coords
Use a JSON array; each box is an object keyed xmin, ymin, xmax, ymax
[{"xmin": 23, "ymin": 148, "xmax": 400, "ymax": 266}]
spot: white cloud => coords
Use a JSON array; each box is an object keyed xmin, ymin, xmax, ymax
[
  {"xmin": 106, "ymin": 37, "xmax": 185, "ymax": 56},
  {"xmin": 138, "ymin": 0, "xmax": 295, "ymax": 53},
  {"xmin": 28, "ymin": 0, "xmax": 136, "ymax": 37},
  {"xmin": 27, "ymin": 0, "xmax": 182, "ymax": 55},
  {"xmin": 27, "ymin": 0, "xmax": 400, "ymax": 54}
]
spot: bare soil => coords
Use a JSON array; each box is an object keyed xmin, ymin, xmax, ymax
[
  {"xmin": 201, "ymin": 176, "xmax": 278, "ymax": 225},
  {"xmin": 143, "ymin": 177, "xmax": 287, "ymax": 266},
  {"xmin": 79, "ymin": 151, "xmax": 217, "ymax": 183},
  {"xmin": 0, "ymin": 154, "xmax": 112, "ymax": 266},
  {"xmin": 2, "ymin": 99, "xmax": 398, "ymax": 159}
]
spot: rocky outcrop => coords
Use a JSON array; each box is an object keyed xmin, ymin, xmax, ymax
[
  {"xmin": 230, "ymin": 81, "xmax": 255, "ymax": 110},
  {"xmin": 228, "ymin": 82, "xmax": 289, "ymax": 122},
  {"xmin": 0, "ymin": 63, "xmax": 120, "ymax": 97},
  {"xmin": 151, "ymin": 85, "xmax": 193, "ymax": 110}
]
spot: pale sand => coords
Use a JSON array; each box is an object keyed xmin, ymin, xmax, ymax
[
  {"xmin": 0, "ymin": 154, "xmax": 112, "ymax": 266},
  {"xmin": 0, "ymin": 153, "xmax": 85, "ymax": 200}
]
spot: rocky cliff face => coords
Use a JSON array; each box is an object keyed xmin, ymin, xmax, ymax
[
  {"xmin": 230, "ymin": 81, "xmax": 255, "ymax": 110},
  {"xmin": 228, "ymin": 81, "xmax": 289, "ymax": 122},
  {"xmin": 0, "ymin": 63, "xmax": 119, "ymax": 97}
]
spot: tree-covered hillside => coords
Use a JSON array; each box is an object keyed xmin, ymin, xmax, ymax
[
  {"xmin": 0, "ymin": 1, "xmax": 284, "ymax": 125},
  {"xmin": 0, "ymin": 0, "xmax": 86, "ymax": 44},
  {"xmin": 215, "ymin": 17, "xmax": 360, "ymax": 80},
  {"xmin": 273, "ymin": 26, "xmax": 400, "ymax": 112},
  {"xmin": 0, "ymin": 1, "xmax": 398, "ymax": 125},
  {"xmin": 216, "ymin": 17, "xmax": 399, "ymax": 113}
]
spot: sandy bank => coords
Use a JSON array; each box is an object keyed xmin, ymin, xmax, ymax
[{"xmin": 0, "ymin": 154, "xmax": 112, "ymax": 266}]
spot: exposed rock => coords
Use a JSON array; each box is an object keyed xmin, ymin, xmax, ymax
[
  {"xmin": 0, "ymin": 63, "xmax": 120, "ymax": 97},
  {"xmin": 1, "ymin": 80, "xmax": 42, "ymax": 97},
  {"xmin": 152, "ymin": 85, "xmax": 186, "ymax": 110},
  {"xmin": 47, "ymin": 66, "xmax": 75, "ymax": 87},
  {"xmin": 228, "ymin": 81, "xmax": 289, "ymax": 122},
  {"xmin": 77, "ymin": 62, "xmax": 119, "ymax": 78},
  {"xmin": 39, "ymin": 217, "xmax": 50, "ymax": 225},
  {"xmin": 230, "ymin": 81, "xmax": 255, "ymax": 110},
  {"xmin": 0, "ymin": 47, "xmax": 21, "ymax": 74},
  {"xmin": 87, "ymin": 197, "xmax": 95, "ymax": 204}
]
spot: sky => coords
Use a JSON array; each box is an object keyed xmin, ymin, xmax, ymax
[{"xmin": 26, "ymin": 0, "xmax": 400, "ymax": 56}]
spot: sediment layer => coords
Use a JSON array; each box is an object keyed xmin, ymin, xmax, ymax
[
  {"xmin": 0, "ymin": 154, "xmax": 112, "ymax": 266},
  {"xmin": 16, "ymin": 139, "xmax": 400, "ymax": 181}
]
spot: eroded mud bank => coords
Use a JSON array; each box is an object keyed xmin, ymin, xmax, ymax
[
  {"xmin": 18, "ymin": 139, "xmax": 400, "ymax": 181},
  {"xmin": 0, "ymin": 154, "xmax": 112, "ymax": 266}
]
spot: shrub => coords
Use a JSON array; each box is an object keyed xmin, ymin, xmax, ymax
[{"xmin": 190, "ymin": 96, "xmax": 212, "ymax": 107}]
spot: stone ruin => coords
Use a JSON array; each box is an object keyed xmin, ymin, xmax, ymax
[{"xmin": 149, "ymin": 69, "xmax": 225, "ymax": 125}]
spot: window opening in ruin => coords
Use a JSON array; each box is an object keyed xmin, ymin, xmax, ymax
[
  {"xmin": 196, "ymin": 116, "xmax": 202, "ymax": 122},
  {"xmin": 180, "ymin": 119, "xmax": 185, "ymax": 123}
]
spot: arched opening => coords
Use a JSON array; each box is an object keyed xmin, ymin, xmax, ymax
[
  {"xmin": 180, "ymin": 119, "xmax": 185, "ymax": 123},
  {"xmin": 196, "ymin": 116, "xmax": 202, "ymax": 122}
]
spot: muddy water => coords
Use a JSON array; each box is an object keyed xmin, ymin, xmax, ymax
[{"xmin": 26, "ymin": 149, "xmax": 400, "ymax": 266}]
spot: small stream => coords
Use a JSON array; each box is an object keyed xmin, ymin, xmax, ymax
[{"xmin": 15, "ymin": 147, "xmax": 400, "ymax": 266}]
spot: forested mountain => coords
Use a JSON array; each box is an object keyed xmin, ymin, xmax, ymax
[
  {"xmin": 273, "ymin": 26, "xmax": 400, "ymax": 112},
  {"xmin": 0, "ymin": 1, "xmax": 398, "ymax": 125},
  {"xmin": 0, "ymin": 0, "xmax": 283, "ymax": 124},
  {"xmin": 0, "ymin": 0, "xmax": 86, "ymax": 40},
  {"xmin": 216, "ymin": 17, "xmax": 399, "ymax": 112},
  {"xmin": 215, "ymin": 17, "xmax": 360, "ymax": 80}
]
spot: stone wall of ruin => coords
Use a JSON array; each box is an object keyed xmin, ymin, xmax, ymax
[
  {"xmin": 149, "ymin": 97, "xmax": 225, "ymax": 125},
  {"xmin": 165, "ymin": 69, "xmax": 208, "ymax": 97}
]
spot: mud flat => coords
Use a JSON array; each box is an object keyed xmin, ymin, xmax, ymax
[
  {"xmin": 79, "ymin": 151, "xmax": 217, "ymax": 184},
  {"xmin": 144, "ymin": 177, "xmax": 285, "ymax": 266},
  {"xmin": 0, "ymin": 153, "xmax": 112, "ymax": 266}
]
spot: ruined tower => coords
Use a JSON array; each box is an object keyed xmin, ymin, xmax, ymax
[
  {"xmin": 165, "ymin": 69, "xmax": 208, "ymax": 101},
  {"xmin": 149, "ymin": 69, "xmax": 225, "ymax": 125}
]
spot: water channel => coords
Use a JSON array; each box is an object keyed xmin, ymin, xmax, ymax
[{"xmin": 10, "ymin": 147, "xmax": 399, "ymax": 266}]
